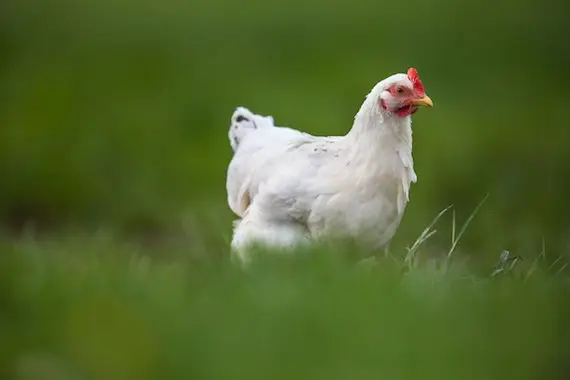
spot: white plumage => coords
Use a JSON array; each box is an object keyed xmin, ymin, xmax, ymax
[
  {"xmin": 228, "ymin": 106, "xmax": 276, "ymax": 152},
  {"xmin": 226, "ymin": 68, "xmax": 433, "ymax": 263}
]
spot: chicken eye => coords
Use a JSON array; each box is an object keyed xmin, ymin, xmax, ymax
[{"xmin": 396, "ymin": 87, "xmax": 404, "ymax": 94}]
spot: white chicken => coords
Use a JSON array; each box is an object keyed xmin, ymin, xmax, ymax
[{"xmin": 226, "ymin": 68, "xmax": 433, "ymax": 263}]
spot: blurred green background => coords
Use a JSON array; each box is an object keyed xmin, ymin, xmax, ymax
[
  {"xmin": 1, "ymin": 1, "xmax": 570, "ymax": 379},
  {"xmin": 1, "ymin": 0, "xmax": 570, "ymax": 258}
]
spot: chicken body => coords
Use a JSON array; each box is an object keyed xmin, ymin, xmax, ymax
[{"xmin": 226, "ymin": 70, "xmax": 433, "ymax": 263}]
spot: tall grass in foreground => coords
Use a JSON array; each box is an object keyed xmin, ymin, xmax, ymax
[{"xmin": 0, "ymin": 208, "xmax": 569, "ymax": 380}]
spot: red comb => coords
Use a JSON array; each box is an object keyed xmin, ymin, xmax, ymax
[{"xmin": 407, "ymin": 67, "xmax": 425, "ymax": 96}]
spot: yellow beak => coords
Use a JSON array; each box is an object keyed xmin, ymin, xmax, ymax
[{"xmin": 411, "ymin": 95, "xmax": 433, "ymax": 107}]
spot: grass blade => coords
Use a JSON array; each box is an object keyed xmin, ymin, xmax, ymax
[{"xmin": 447, "ymin": 194, "xmax": 489, "ymax": 259}]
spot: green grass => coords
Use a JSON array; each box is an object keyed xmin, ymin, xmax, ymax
[{"xmin": 1, "ymin": 209, "xmax": 568, "ymax": 380}]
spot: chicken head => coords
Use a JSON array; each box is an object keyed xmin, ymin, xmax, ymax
[{"xmin": 379, "ymin": 67, "xmax": 433, "ymax": 117}]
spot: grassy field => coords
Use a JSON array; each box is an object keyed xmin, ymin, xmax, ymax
[
  {"xmin": 1, "ymin": 0, "xmax": 570, "ymax": 378},
  {"xmin": 1, "ymin": 210, "xmax": 569, "ymax": 380}
]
